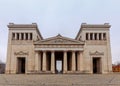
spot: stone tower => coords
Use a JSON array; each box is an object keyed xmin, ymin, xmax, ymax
[
  {"xmin": 5, "ymin": 23, "xmax": 42, "ymax": 74},
  {"xmin": 76, "ymin": 23, "xmax": 112, "ymax": 73}
]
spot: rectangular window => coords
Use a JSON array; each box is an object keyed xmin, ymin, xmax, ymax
[
  {"xmin": 12, "ymin": 33, "xmax": 15, "ymax": 40},
  {"xmin": 17, "ymin": 33, "xmax": 19, "ymax": 40},
  {"xmin": 21, "ymin": 33, "xmax": 24, "ymax": 40},
  {"xmin": 99, "ymin": 33, "xmax": 101, "ymax": 40},
  {"xmin": 90, "ymin": 33, "xmax": 92, "ymax": 40},
  {"xmin": 103, "ymin": 33, "xmax": 106, "ymax": 40},
  {"xmin": 95, "ymin": 33, "xmax": 97, "ymax": 40},
  {"xmin": 86, "ymin": 33, "xmax": 88, "ymax": 40},
  {"xmin": 30, "ymin": 33, "xmax": 32, "ymax": 40},
  {"xmin": 26, "ymin": 33, "xmax": 28, "ymax": 40}
]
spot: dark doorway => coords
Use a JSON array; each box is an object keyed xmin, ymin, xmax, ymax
[
  {"xmin": 18, "ymin": 57, "xmax": 26, "ymax": 74},
  {"xmin": 93, "ymin": 58, "xmax": 101, "ymax": 74},
  {"xmin": 55, "ymin": 52, "xmax": 63, "ymax": 74}
]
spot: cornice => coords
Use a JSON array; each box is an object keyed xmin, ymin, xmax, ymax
[
  {"xmin": 81, "ymin": 23, "xmax": 111, "ymax": 28},
  {"xmin": 8, "ymin": 23, "xmax": 43, "ymax": 39},
  {"xmin": 75, "ymin": 23, "xmax": 111, "ymax": 39},
  {"xmin": 8, "ymin": 23, "xmax": 37, "ymax": 28}
]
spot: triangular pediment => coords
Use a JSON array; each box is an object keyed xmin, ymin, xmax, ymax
[{"xmin": 34, "ymin": 34, "xmax": 84, "ymax": 45}]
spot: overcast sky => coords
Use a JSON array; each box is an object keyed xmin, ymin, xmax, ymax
[{"xmin": 0, "ymin": 0, "xmax": 120, "ymax": 64}]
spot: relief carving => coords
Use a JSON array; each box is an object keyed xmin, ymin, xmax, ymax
[
  {"xmin": 89, "ymin": 51, "xmax": 104, "ymax": 55},
  {"xmin": 54, "ymin": 39, "xmax": 65, "ymax": 43},
  {"xmin": 34, "ymin": 35, "xmax": 85, "ymax": 44},
  {"xmin": 14, "ymin": 51, "xmax": 29, "ymax": 55}
]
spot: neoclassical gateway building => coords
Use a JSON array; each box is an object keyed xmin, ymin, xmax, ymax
[{"xmin": 6, "ymin": 23, "xmax": 112, "ymax": 74}]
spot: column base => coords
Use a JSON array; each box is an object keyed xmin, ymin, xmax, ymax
[
  {"xmin": 26, "ymin": 71, "xmax": 54, "ymax": 74},
  {"xmin": 10, "ymin": 70, "xmax": 16, "ymax": 74},
  {"xmin": 63, "ymin": 71, "xmax": 92, "ymax": 74},
  {"xmin": 63, "ymin": 71, "xmax": 67, "ymax": 73}
]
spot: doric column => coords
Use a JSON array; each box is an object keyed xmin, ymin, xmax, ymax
[
  {"xmin": 72, "ymin": 51, "xmax": 76, "ymax": 71},
  {"xmin": 39, "ymin": 52, "xmax": 42, "ymax": 71},
  {"xmin": 51, "ymin": 51, "xmax": 55, "ymax": 73},
  {"xmin": 77, "ymin": 52, "xmax": 80, "ymax": 71},
  {"xmin": 19, "ymin": 33, "xmax": 22, "ymax": 40},
  {"xmin": 24, "ymin": 33, "xmax": 26, "ymax": 40},
  {"xmin": 42, "ymin": 51, "xmax": 46, "ymax": 71},
  {"xmin": 88, "ymin": 33, "xmax": 90, "ymax": 40},
  {"xmin": 80, "ymin": 52, "xmax": 83, "ymax": 71},
  {"xmin": 63, "ymin": 51, "xmax": 67, "ymax": 73},
  {"xmin": 15, "ymin": 33, "xmax": 17, "ymax": 40},
  {"xmin": 35, "ymin": 51, "xmax": 40, "ymax": 71},
  {"xmin": 28, "ymin": 33, "xmax": 30, "ymax": 40}
]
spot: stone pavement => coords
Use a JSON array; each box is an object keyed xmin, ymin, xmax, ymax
[{"xmin": 0, "ymin": 74, "xmax": 120, "ymax": 86}]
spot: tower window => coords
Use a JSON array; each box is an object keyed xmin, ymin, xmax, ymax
[
  {"xmin": 17, "ymin": 33, "xmax": 19, "ymax": 40},
  {"xmin": 103, "ymin": 33, "xmax": 106, "ymax": 40},
  {"xmin": 21, "ymin": 33, "xmax": 24, "ymax": 40},
  {"xmin": 90, "ymin": 33, "xmax": 93, "ymax": 40},
  {"xmin": 30, "ymin": 33, "xmax": 32, "ymax": 40},
  {"xmin": 26, "ymin": 33, "xmax": 28, "ymax": 40},
  {"xmin": 99, "ymin": 33, "xmax": 101, "ymax": 40},
  {"xmin": 94, "ymin": 33, "xmax": 97, "ymax": 40},
  {"xmin": 86, "ymin": 33, "xmax": 88, "ymax": 40},
  {"xmin": 12, "ymin": 33, "xmax": 15, "ymax": 40}
]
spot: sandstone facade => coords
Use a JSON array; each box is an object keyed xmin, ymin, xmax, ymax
[{"xmin": 5, "ymin": 23, "xmax": 112, "ymax": 74}]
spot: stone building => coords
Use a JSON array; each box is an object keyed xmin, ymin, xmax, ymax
[{"xmin": 5, "ymin": 23, "xmax": 112, "ymax": 74}]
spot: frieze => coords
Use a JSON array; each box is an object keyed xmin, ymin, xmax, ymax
[
  {"xmin": 14, "ymin": 51, "xmax": 29, "ymax": 55},
  {"xmin": 86, "ymin": 41, "xmax": 107, "ymax": 45},
  {"xmin": 35, "ymin": 44, "xmax": 83, "ymax": 48},
  {"xmin": 89, "ymin": 51, "xmax": 104, "ymax": 55}
]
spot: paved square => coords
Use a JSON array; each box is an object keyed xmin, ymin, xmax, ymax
[{"xmin": 0, "ymin": 74, "xmax": 120, "ymax": 86}]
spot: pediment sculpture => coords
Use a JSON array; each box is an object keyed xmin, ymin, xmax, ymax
[
  {"xmin": 89, "ymin": 51, "xmax": 104, "ymax": 55},
  {"xmin": 34, "ymin": 34, "xmax": 84, "ymax": 44},
  {"xmin": 14, "ymin": 51, "xmax": 29, "ymax": 55}
]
